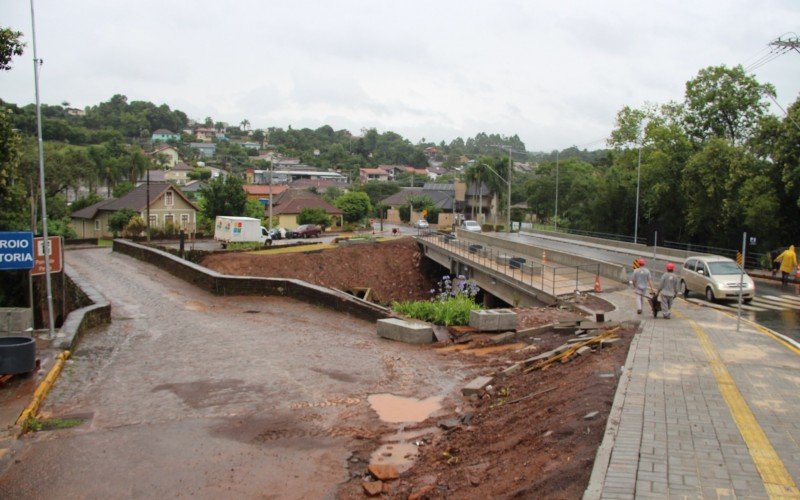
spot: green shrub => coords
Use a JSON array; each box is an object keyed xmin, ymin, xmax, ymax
[{"xmin": 392, "ymin": 295, "xmax": 481, "ymax": 326}]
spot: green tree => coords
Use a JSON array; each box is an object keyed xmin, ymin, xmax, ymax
[
  {"xmin": 334, "ymin": 191, "xmax": 372, "ymax": 223},
  {"xmin": 108, "ymin": 208, "xmax": 138, "ymax": 236},
  {"xmin": 298, "ymin": 207, "xmax": 331, "ymax": 227},
  {"xmin": 0, "ymin": 27, "xmax": 24, "ymax": 70},
  {"xmin": 357, "ymin": 181, "xmax": 400, "ymax": 206},
  {"xmin": 113, "ymin": 181, "xmax": 134, "ymax": 198},
  {"xmin": 199, "ymin": 175, "xmax": 248, "ymax": 220},
  {"xmin": 683, "ymin": 65, "xmax": 775, "ymax": 145}
]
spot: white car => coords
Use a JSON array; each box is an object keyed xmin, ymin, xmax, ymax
[
  {"xmin": 462, "ymin": 220, "xmax": 482, "ymax": 232},
  {"xmin": 413, "ymin": 219, "xmax": 429, "ymax": 229},
  {"xmin": 680, "ymin": 255, "xmax": 755, "ymax": 303}
]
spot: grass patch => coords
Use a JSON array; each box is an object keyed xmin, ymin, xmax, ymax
[
  {"xmin": 249, "ymin": 242, "xmax": 335, "ymax": 255},
  {"xmin": 98, "ymin": 239, "xmax": 113, "ymax": 247},
  {"xmin": 25, "ymin": 416, "xmax": 85, "ymax": 432},
  {"xmin": 392, "ymin": 296, "xmax": 482, "ymax": 326}
]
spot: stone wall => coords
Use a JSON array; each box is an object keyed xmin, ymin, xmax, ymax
[{"xmin": 113, "ymin": 239, "xmax": 391, "ymax": 322}]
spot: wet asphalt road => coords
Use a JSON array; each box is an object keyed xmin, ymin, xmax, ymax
[{"xmin": 0, "ymin": 248, "xmax": 462, "ymax": 498}]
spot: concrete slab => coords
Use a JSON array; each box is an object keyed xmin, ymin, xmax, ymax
[
  {"xmin": 376, "ymin": 318, "xmax": 435, "ymax": 344},
  {"xmin": 461, "ymin": 376, "xmax": 494, "ymax": 396}
]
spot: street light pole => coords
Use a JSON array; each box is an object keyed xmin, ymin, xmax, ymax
[
  {"xmin": 634, "ymin": 147, "xmax": 641, "ymax": 244},
  {"xmin": 268, "ymin": 160, "xmax": 274, "ymax": 233},
  {"xmin": 554, "ymin": 150, "xmax": 559, "ymax": 231}
]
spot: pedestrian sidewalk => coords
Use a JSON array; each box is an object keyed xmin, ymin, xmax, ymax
[{"xmin": 586, "ymin": 290, "xmax": 800, "ymax": 499}]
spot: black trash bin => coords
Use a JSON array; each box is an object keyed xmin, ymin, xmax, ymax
[{"xmin": 0, "ymin": 337, "xmax": 36, "ymax": 375}]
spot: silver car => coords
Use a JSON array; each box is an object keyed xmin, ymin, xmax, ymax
[
  {"xmin": 462, "ymin": 220, "xmax": 482, "ymax": 232},
  {"xmin": 680, "ymin": 255, "xmax": 754, "ymax": 303}
]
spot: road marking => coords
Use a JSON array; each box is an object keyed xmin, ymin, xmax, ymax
[
  {"xmin": 751, "ymin": 297, "xmax": 795, "ymax": 311},
  {"xmin": 681, "ymin": 313, "xmax": 800, "ymax": 498},
  {"xmin": 779, "ymin": 294, "xmax": 800, "ymax": 304},
  {"xmin": 686, "ymin": 297, "xmax": 768, "ymax": 312},
  {"xmin": 758, "ymin": 296, "xmax": 800, "ymax": 310},
  {"xmin": 764, "ymin": 294, "xmax": 800, "ymax": 306}
]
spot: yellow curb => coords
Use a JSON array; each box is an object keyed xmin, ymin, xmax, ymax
[{"xmin": 16, "ymin": 350, "xmax": 71, "ymax": 429}]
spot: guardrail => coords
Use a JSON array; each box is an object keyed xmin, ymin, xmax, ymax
[{"xmin": 418, "ymin": 231, "xmax": 600, "ymax": 297}]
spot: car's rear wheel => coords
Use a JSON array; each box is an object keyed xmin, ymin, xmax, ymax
[
  {"xmin": 680, "ymin": 280, "xmax": 689, "ymax": 298},
  {"xmin": 705, "ymin": 287, "xmax": 716, "ymax": 303},
  {"xmin": 744, "ymin": 297, "xmax": 753, "ymax": 304}
]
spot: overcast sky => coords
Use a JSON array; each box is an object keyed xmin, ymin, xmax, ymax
[{"xmin": 2, "ymin": 1, "xmax": 799, "ymax": 151}]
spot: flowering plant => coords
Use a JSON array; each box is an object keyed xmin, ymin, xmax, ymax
[{"xmin": 430, "ymin": 275, "xmax": 480, "ymax": 303}]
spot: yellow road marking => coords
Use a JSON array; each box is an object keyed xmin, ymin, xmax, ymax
[{"xmin": 679, "ymin": 312, "xmax": 800, "ymax": 498}]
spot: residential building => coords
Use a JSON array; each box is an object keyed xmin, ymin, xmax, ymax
[
  {"xmin": 147, "ymin": 145, "xmax": 180, "ymax": 168},
  {"xmin": 270, "ymin": 189, "xmax": 344, "ymax": 229},
  {"xmin": 152, "ymin": 129, "xmax": 180, "ymax": 143},
  {"xmin": 164, "ymin": 162, "xmax": 194, "ymax": 186},
  {"xmin": 189, "ymin": 142, "xmax": 216, "ymax": 158},
  {"xmin": 243, "ymin": 184, "xmax": 289, "ymax": 206},
  {"xmin": 360, "ymin": 168, "xmax": 390, "ymax": 183},
  {"xmin": 71, "ymin": 182, "xmax": 198, "ymax": 238},
  {"xmin": 194, "ymin": 127, "xmax": 217, "ymax": 142}
]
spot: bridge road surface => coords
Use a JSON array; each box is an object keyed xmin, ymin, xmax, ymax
[
  {"xmin": 497, "ymin": 231, "xmax": 800, "ymax": 342},
  {"xmin": 0, "ymin": 248, "xmax": 462, "ymax": 498}
]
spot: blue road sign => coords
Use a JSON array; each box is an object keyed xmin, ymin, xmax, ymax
[{"xmin": 0, "ymin": 231, "xmax": 35, "ymax": 270}]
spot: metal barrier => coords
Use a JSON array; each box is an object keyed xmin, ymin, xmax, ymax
[{"xmin": 420, "ymin": 232, "xmax": 600, "ymax": 297}]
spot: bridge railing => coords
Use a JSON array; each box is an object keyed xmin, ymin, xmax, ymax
[{"xmin": 418, "ymin": 231, "xmax": 601, "ymax": 296}]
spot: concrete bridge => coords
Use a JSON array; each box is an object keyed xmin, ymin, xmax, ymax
[{"xmin": 416, "ymin": 230, "xmax": 625, "ymax": 308}]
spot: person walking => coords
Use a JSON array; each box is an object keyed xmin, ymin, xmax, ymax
[
  {"xmin": 631, "ymin": 258, "xmax": 654, "ymax": 314},
  {"xmin": 774, "ymin": 245, "xmax": 798, "ymax": 285},
  {"xmin": 657, "ymin": 262, "xmax": 679, "ymax": 319}
]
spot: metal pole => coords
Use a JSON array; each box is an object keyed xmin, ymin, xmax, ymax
[
  {"xmin": 634, "ymin": 147, "xmax": 641, "ymax": 244},
  {"xmin": 737, "ymin": 232, "xmax": 746, "ymax": 331},
  {"xmin": 30, "ymin": 0, "xmax": 54, "ymax": 337},
  {"xmin": 554, "ymin": 150, "xmax": 559, "ymax": 231},
  {"xmin": 653, "ymin": 231, "xmax": 658, "ymax": 262},
  {"xmin": 268, "ymin": 161, "xmax": 273, "ymax": 232},
  {"xmin": 507, "ymin": 148, "xmax": 512, "ymax": 233},
  {"xmin": 146, "ymin": 169, "xmax": 150, "ymax": 241}
]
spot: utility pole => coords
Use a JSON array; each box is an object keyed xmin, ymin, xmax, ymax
[
  {"xmin": 770, "ymin": 35, "xmax": 800, "ymax": 54},
  {"xmin": 30, "ymin": 0, "xmax": 55, "ymax": 337},
  {"xmin": 554, "ymin": 150, "xmax": 559, "ymax": 231}
]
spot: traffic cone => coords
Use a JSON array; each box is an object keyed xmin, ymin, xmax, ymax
[
  {"xmin": 796, "ymin": 265, "xmax": 800, "ymax": 280},
  {"xmin": 594, "ymin": 275, "xmax": 602, "ymax": 293}
]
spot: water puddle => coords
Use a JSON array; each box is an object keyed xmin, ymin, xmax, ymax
[
  {"xmin": 369, "ymin": 426, "xmax": 440, "ymax": 473},
  {"xmin": 368, "ymin": 394, "xmax": 443, "ymax": 423}
]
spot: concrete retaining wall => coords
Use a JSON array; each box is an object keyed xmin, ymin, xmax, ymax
[
  {"xmin": 113, "ymin": 239, "xmax": 391, "ymax": 322},
  {"xmin": 58, "ymin": 268, "xmax": 112, "ymax": 350}
]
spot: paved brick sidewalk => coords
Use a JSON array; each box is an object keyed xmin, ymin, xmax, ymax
[{"xmin": 586, "ymin": 290, "xmax": 800, "ymax": 499}]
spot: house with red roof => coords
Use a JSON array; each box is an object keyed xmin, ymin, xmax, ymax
[{"xmin": 270, "ymin": 189, "xmax": 344, "ymax": 229}]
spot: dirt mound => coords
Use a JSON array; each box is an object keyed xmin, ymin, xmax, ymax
[
  {"xmin": 201, "ymin": 238, "xmax": 440, "ymax": 304},
  {"xmin": 338, "ymin": 310, "xmax": 635, "ymax": 499}
]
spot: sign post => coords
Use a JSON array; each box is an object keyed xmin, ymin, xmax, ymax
[{"xmin": 31, "ymin": 236, "xmax": 62, "ymax": 275}]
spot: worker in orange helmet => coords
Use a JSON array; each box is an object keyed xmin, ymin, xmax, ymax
[
  {"xmin": 631, "ymin": 258, "xmax": 654, "ymax": 314},
  {"xmin": 657, "ymin": 262, "xmax": 679, "ymax": 319}
]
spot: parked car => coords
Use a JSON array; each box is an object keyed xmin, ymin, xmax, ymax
[
  {"xmin": 290, "ymin": 224, "xmax": 322, "ymax": 238},
  {"xmin": 268, "ymin": 227, "xmax": 286, "ymax": 240},
  {"xmin": 679, "ymin": 255, "xmax": 755, "ymax": 303},
  {"xmin": 462, "ymin": 220, "xmax": 482, "ymax": 232},
  {"xmin": 413, "ymin": 219, "xmax": 429, "ymax": 229}
]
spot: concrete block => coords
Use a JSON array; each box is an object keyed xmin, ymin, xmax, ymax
[
  {"xmin": 377, "ymin": 318, "xmax": 435, "ymax": 344},
  {"xmin": 462, "ymin": 375, "xmax": 494, "ymax": 396},
  {"xmin": 469, "ymin": 309, "xmax": 517, "ymax": 332},
  {"xmin": 553, "ymin": 344, "xmax": 571, "ymax": 355},
  {"xmin": 0, "ymin": 308, "xmax": 33, "ymax": 335},
  {"xmin": 577, "ymin": 346, "xmax": 592, "ymax": 356}
]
